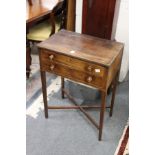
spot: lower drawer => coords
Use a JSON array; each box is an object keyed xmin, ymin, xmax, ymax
[{"xmin": 41, "ymin": 63, "xmax": 106, "ymax": 90}]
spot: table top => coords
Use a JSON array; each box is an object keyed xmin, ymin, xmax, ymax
[
  {"xmin": 38, "ymin": 30, "xmax": 124, "ymax": 67},
  {"xmin": 26, "ymin": 0, "xmax": 61, "ymax": 23}
]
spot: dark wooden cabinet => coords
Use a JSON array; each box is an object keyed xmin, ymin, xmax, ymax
[{"xmin": 82, "ymin": 0, "xmax": 120, "ymax": 40}]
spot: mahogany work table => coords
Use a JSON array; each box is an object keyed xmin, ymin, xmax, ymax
[{"xmin": 38, "ymin": 30, "xmax": 124, "ymax": 141}]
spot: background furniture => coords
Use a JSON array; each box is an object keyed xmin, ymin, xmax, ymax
[
  {"xmin": 38, "ymin": 30, "xmax": 124, "ymax": 141},
  {"xmin": 82, "ymin": 0, "xmax": 120, "ymax": 40},
  {"xmin": 27, "ymin": 1, "xmax": 66, "ymax": 42},
  {"xmin": 27, "ymin": 0, "xmax": 32, "ymax": 5},
  {"xmin": 66, "ymin": 0, "xmax": 76, "ymax": 31},
  {"xmin": 26, "ymin": 0, "xmax": 64, "ymax": 78}
]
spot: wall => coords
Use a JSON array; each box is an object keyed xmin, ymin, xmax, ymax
[
  {"xmin": 114, "ymin": 0, "xmax": 129, "ymax": 81},
  {"xmin": 75, "ymin": 0, "xmax": 83, "ymax": 33},
  {"xmin": 75, "ymin": 0, "xmax": 129, "ymax": 82}
]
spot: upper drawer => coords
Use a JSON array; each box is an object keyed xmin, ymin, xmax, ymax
[{"xmin": 40, "ymin": 50, "xmax": 107, "ymax": 78}]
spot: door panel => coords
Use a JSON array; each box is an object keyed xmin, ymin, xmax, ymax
[{"xmin": 82, "ymin": 0, "xmax": 116, "ymax": 40}]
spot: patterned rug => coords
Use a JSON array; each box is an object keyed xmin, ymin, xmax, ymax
[{"xmin": 114, "ymin": 123, "xmax": 129, "ymax": 155}]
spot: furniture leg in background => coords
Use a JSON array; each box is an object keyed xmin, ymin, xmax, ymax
[
  {"xmin": 61, "ymin": 77, "xmax": 65, "ymax": 99},
  {"xmin": 26, "ymin": 0, "xmax": 65, "ymax": 78},
  {"xmin": 26, "ymin": 41, "xmax": 31, "ymax": 79}
]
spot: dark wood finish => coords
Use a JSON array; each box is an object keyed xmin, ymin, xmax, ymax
[
  {"xmin": 40, "ymin": 60, "xmax": 106, "ymax": 90},
  {"xmin": 99, "ymin": 91, "xmax": 106, "ymax": 141},
  {"xmin": 26, "ymin": 41, "xmax": 31, "ymax": 78},
  {"xmin": 55, "ymin": 0, "xmax": 68, "ymax": 29},
  {"xmin": 48, "ymin": 105, "xmax": 111, "ymax": 109},
  {"xmin": 109, "ymin": 72, "xmax": 118, "ymax": 117},
  {"xmin": 26, "ymin": 0, "xmax": 62, "ymax": 24},
  {"xmin": 38, "ymin": 30, "xmax": 123, "ymax": 68},
  {"xmin": 38, "ymin": 30, "xmax": 124, "ymax": 140},
  {"xmin": 66, "ymin": 0, "xmax": 76, "ymax": 31},
  {"xmin": 106, "ymin": 49, "xmax": 123, "ymax": 89},
  {"xmin": 82, "ymin": 0, "xmax": 119, "ymax": 40},
  {"xmin": 28, "ymin": 0, "xmax": 32, "ymax": 6},
  {"xmin": 40, "ymin": 71, "xmax": 48, "ymax": 118},
  {"xmin": 48, "ymin": 105, "xmax": 100, "ymax": 109},
  {"xmin": 26, "ymin": 0, "xmax": 63, "ymax": 78},
  {"xmin": 40, "ymin": 50, "xmax": 107, "ymax": 77},
  {"xmin": 38, "ymin": 30, "xmax": 123, "ymax": 91},
  {"xmin": 61, "ymin": 77, "xmax": 65, "ymax": 98}
]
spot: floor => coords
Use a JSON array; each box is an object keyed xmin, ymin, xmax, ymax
[{"xmin": 26, "ymin": 47, "xmax": 129, "ymax": 155}]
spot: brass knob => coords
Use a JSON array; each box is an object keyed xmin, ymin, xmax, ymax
[
  {"xmin": 49, "ymin": 55, "xmax": 54, "ymax": 60},
  {"xmin": 87, "ymin": 66, "xmax": 93, "ymax": 72},
  {"xmin": 50, "ymin": 65, "xmax": 55, "ymax": 70},
  {"xmin": 87, "ymin": 76, "xmax": 93, "ymax": 82}
]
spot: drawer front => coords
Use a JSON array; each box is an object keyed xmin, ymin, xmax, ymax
[
  {"xmin": 40, "ymin": 50, "xmax": 107, "ymax": 78},
  {"xmin": 41, "ymin": 62, "xmax": 106, "ymax": 90}
]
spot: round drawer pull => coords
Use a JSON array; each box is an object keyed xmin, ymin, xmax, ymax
[
  {"xmin": 87, "ymin": 76, "xmax": 93, "ymax": 82},
  {"xmin": 49, "ymin": 55, "xmax": 54, "ymax": 60},
  {"xmin": 50, "ymin": 65, "xmax": 55, "ymax": 70},
  {"xmin": 87, "ymin": 66, "xmax": 93, "ymax": 72}
]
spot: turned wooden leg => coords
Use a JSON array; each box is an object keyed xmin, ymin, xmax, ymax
[
  {"xmin": 109, "ymin": 73, "xmax": 119, "ymax": 117},
  {"xmin": 26, "ymin": 41, "xmax": 31, "ymax": 79},
  {"xmin": 61, "ymin": 77, "xmax": 65, "ymax": 99},
  {"xmin": 98, "ymin": 91, "xmax": 106, "ymax": 141},
  {"xmin": 40, "ymin": 71, "xmax": 48, "ymax": 118}
]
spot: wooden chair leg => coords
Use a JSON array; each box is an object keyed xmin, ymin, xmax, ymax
[
  {"xmin": 98, "ymin": 91, "xmax": 106, "ymax": 141},
  {"xmin": 26, "ymin": 40, "xmax": 32, "ymax": 79},
  {"xmin": 61, "ymin": 77, "xmax": 65, "ymax": 99},
  {"xmin": 109, "ymin": 74, "xmax": 118, "ymax": 117},
  {"xmin": 40, "ymin": 71, "xmax": 48, "ymax": 118}
]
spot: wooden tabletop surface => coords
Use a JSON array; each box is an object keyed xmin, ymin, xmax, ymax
[
  {"xmin": 38, "ymin": 30, "xmax": 124, "ymax": 67},
  {"xmin": 26, "ymin": 0, "xmax": 61, "ymax": 23}
]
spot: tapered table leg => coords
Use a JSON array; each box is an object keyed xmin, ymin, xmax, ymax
[
  {"xmin": 40, "ymin": 71, "xmax": 48, "ymax": 118},
  {"xmin": 61, "ymin": 77, "xmax": 65, "ymax": 99},
  {"xmin": 98, "ymin": 91, "xmax": 106, "ymax": 141},
  {"xmin": 109, "ymin": 73, "xmax": 119, "ymax": 117}
]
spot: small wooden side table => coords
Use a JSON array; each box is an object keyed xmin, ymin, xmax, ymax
[{"xmin": 38, "ymin": 30, "xmax": 124, "ymax": 141}]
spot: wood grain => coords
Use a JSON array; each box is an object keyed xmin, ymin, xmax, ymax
[
  {"xmin": 41, "ymin": 61, "xmax": 107, "ymax": 90},
  {"xmin": 40, "ymin": 49, "xmax": 108, "ymax": 78},
  {"xmin": 66, "ymin": 0, "xmax": 76, "ymax": 31},
  {"xmin": 38, "ymin": 30, "xmax": 124, "ymax": 67},
  {"xmin": 38, "ymin": 30, "xmax": 124, "ymax": 141},
  {"xmin": 82, "ymin": 0, "xmax": 118, "ymax": 40},
  {"xmin": 26, "ymin": 0, "xmax": 62, "ymax": 23}
]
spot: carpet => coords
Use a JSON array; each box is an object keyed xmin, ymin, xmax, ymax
[
  {"xmin": 114, "ymin": 123, "xmax": 129, "ymax": 155},
  {"xmin": 26, "ymin": 72, "xmax": 129, "ymax": 155}
]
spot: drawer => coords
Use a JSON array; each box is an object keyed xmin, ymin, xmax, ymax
[
  {"xmin": 40, "ymin": 50, "xmax": 107, "ymax": 78},
  {"xmin": 41, "ymin": 62, "xmax": 106, "ymax": 90}
]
